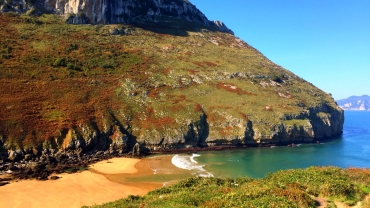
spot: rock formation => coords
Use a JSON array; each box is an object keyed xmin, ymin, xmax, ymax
[{"xmin": 0, "ymin": 0, "xmax": 234, "ymax": 34}]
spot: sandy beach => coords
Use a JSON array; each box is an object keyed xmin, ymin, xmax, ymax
[{"xmin": 0, "ymin": 157, "xmax": 165, "ymax": 208}]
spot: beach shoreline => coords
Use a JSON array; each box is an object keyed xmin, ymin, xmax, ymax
[
  {"xmin": 0, "ymin": 157, "xmax": 166, "ymax": 208},
  {"xmin": 0, "ymin": 138, "xmax": 340, "ymax": 184},
  {"xmin": 0, "ymin": 151, "xmax": 216, "ymax": 208}
]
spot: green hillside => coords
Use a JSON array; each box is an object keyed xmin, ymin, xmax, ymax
[{"xmin": 0, "ymin": 13, "xmax": 342, "ymax": 153}]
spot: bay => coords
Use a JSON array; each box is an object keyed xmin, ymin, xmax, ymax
[{"xmin": 195, "ymin": 110, "xmax": 370, "ymax": 178}]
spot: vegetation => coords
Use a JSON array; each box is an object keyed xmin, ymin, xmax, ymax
[
  {"xmin": 0, "ymin": 12, "xmax": 337, "ymax": 150},
  {"xmin": 85, "ymin": 167, "xmax": 370, "ymax": 208}
]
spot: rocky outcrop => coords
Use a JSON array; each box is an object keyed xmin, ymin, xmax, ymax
[
  {"xmin": 211, "ymin": 20, "xmax": 234, "ymax": 35},
  {"xmin": 0, "ymin": 0, "xmax": 234, "ymax": 34},
  {"xmin": 0, "ymin": 148, "xmax": 131, "ymax": 182},
  {"xmin": 337, "ymin": 95, "xmax": 370, "ymax": 111}
]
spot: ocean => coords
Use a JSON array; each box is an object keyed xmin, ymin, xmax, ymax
[{"xmin": 170, "ymin": 110, "xmax": 370, "ymax": 178}]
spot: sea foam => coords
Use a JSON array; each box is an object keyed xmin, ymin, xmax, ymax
[{"xmin": 171, "ymin": 154, "xmax": 213, "ymax": 177}]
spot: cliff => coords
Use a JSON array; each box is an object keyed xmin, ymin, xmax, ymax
[
  {"xmin": 337, "ymin": 95, "xmax": 370, "ymax": 111},
  {"xmin": 0, "ymin": 0, "xmax": 234, "ymax": 34},
  {"xmin": 0, "ymin": 2, "xmax": 343, "ymax": 161}
]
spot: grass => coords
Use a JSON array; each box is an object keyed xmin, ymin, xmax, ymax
[
  {"xmin": 284, "ymin": 119, "xmax": 311, "ymax": 126},
  {"xmin": 0, "ymin": 13, "xmax": 340, "ymax": 151},
  {"xmin": 43, "ymin": 110, "xmax": 64, "ymax": 121},
  {"xmin": 85, "ymin": 167, "xmax": 370, "ymax": 208}
]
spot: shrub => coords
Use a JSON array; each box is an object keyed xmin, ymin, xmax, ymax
[
  {"xmin": 67, "ymin": 63, "xmax": 79, "ymax": 70},
  {"xmin": 53, "ymin": 58, "xmax": 66, "ymax": 67},
  {"xmin": 100, "ymin": 61, "xmax": 117, "ymax": 69}
]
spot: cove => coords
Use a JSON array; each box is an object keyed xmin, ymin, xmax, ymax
[{"xmin": 195, "ymin": 111, "xmax": 370, "ymax": 178}]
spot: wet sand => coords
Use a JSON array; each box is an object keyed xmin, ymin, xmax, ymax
[
  {"xmin": 90, "ymin": 157, "xmax": 141, "ymax": 174},
  {"xmin": 0, "ymin": 157, "xmax": 170, "ymax": 208},
  {"xmin": 106, "ymin": 155, "xmax": 193, "ymax": 186}
]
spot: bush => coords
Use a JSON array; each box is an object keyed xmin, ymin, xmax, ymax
[
  {"xmin": 100, "ymin": 61, "xmax": 117, "ymax": 69},
  {"xmin": 53, "ymin": 58, "xmax": 66, "ymax": 67},
  {"xmin": 66, "ymin": 63, "xmax": 75, "ymax": 70}
]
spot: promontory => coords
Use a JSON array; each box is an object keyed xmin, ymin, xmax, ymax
[{"xmin": 0, "ymin": 0, "xmax": 343, "ymax": 164}]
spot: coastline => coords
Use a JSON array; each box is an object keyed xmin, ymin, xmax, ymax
[
  {"xmin": 0, "ymin": 137, "xmax": 343, "ymax": 184},
  {"xmin": 0, "ymin": 134, "xmax": 358, "ymax": 207},
  {"xmin": 0, "ymin": 157, "xmax": 165, "ymax": 208}
]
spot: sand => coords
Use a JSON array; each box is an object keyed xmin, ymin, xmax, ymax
[
  {"xmin": 0, "ymin": 157, "xmax": 164, "ymax": 208},
  {"xmin": 91, "ymin": 157, "xmax": 141, "ymax": 174}
]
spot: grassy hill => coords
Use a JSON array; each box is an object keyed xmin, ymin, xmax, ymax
[
  {"xmin": 85, "ymin": 167, "xmax": 370, "ymax": 208},
  {"xmin": 0, "ymin": 13, "xmax": 341, "ymax": 153}
]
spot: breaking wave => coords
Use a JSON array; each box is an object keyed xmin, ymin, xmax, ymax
[{"xmin": 171, "ymin": 154, "xmax": 213, "ymax": 177}]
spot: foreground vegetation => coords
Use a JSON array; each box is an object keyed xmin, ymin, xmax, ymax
[{"xmin": 86, "ymin": 167, "xmax": 370, "ymax": 208}]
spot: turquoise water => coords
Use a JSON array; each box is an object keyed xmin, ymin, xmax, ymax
[{"xmin": 195, "ymin": 111, "xmax": 370, "ymax": 178}]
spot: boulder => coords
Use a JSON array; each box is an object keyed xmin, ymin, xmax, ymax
[
  {"xmin": 8, "ymin": 150, "xmax": 21, "ymax": 162},
  {"xmin": 132, "ymin": 143, "xmax": 149, "ymax": 156}
]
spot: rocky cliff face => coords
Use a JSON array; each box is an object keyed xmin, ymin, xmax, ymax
[
  {"xmin": 0, "ymin": 0, "xmax": 234, "ymax": 34},
  {"xmin": 337, "ymin": 95, "xmax": 370, "ymax": 111},
  {"xmin": 2, "ymin": 103, "xmax": 342, "ymax": 160}
]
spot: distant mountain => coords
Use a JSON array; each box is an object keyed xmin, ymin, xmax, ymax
[{"xmin": 337, "ymin": 95, "xmax": 370, "ymax": 110}]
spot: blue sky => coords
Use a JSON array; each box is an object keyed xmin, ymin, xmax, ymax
[{"xmin": 190, "ymin": 0, "xmax": 370, "ymax": 100}]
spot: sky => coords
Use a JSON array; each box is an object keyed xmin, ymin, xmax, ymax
[{"xmin": 190, "ymin": 0, "xmax": 370, "ymax": 100}]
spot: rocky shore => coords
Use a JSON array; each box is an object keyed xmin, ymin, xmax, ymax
[
  {"xmin": 0, "ymin": 137, "xmax": 337, "ymax": 186},
  {"xmin": 0, "ymin": 149, "xmax": 135, "ymax": 185}
]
